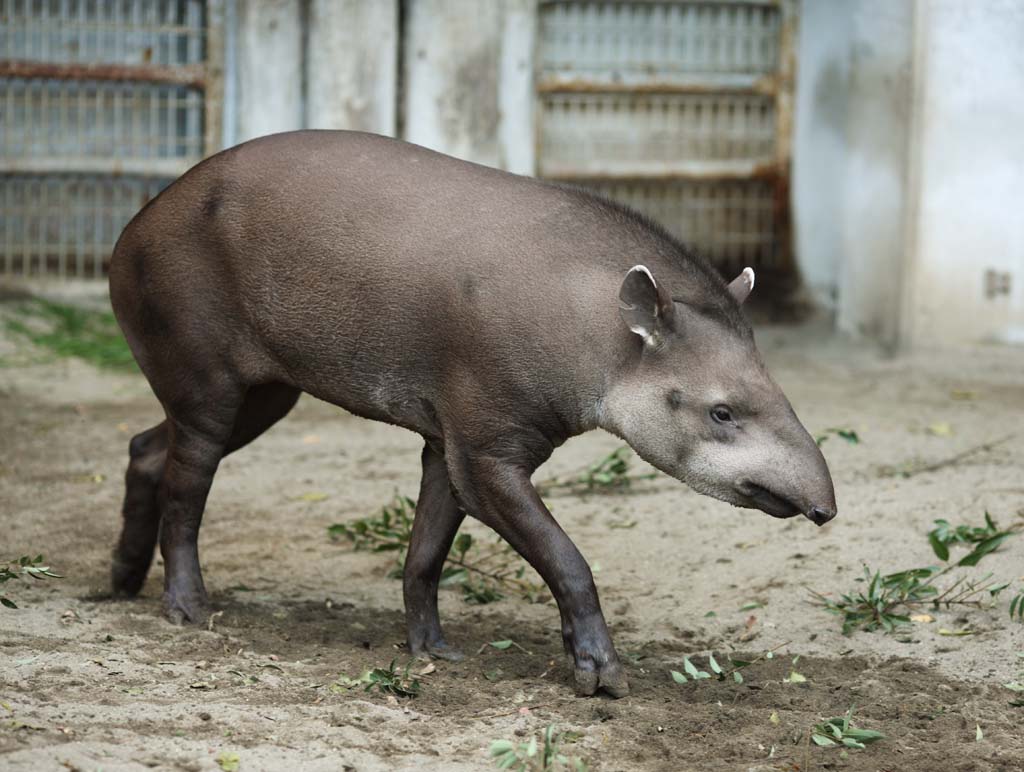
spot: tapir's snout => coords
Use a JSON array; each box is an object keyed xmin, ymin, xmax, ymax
[
  {"xmin": 807, "ymin": 506, "xmax": 837, "ymax": 527},
  {"xmin": 734, "ymin": 426, "xmax": 838, "ymax": 526}
]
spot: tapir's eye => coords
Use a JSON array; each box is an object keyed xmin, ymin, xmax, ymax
[{"xmin": 710, "ymin": 405, "xmax": 734, "ymax": 424}]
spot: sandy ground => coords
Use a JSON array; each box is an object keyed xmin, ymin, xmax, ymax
[{"xmin": 2, "ymin": 293, "xmax": 1024, "ymax": 771}]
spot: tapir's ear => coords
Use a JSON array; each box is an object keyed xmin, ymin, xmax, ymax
[
  {"xmin": 727, "ymin": 267, "xmax": 755, "ymax": 304},
  {"xmin": 619, "ymin": 265, "xmax": 675, "ymax": 348}
]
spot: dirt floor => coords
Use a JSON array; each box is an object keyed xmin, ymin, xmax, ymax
[{"xmin": 2, "ymin": 290, "xmax": 1024, "ymax": 771}]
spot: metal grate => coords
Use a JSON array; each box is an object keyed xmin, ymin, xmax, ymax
[
  {"xmin": 1, "ymin": 0, "xmax": 207, "ymax": 66},
  {"xmin": 2, "ymin": 174, "xmax": 167, "ymax": 278},
  {"xmin": 2, "ymin": 78, "xmax": 204, "ymax": 171},
  {"xmin": 540, "ymin": 92, "xmax": 776, "ymax": 176},
  {"xmin": 536, "ymin": 0, "xmax": 795, "ymax": 274},
  {"xmin": 539, "ymin": 0, "xmax": 781, "ymax": 85},
  {"xmin": 579, "ymin": 178, "xmax": 779, "ymax": 271},
  {"xmin": 0, "ymin": 0, "xmax": 219, "ymax": 279}
]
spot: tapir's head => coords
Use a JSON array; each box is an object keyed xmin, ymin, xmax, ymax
[{"xmin": 603, "ymin": 265, "xmax": 837, "ymax": 526}]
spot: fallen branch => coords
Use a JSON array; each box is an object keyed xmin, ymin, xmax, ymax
[{"xmin": 882, "ymin": 433, "xmax": 1016, "ymax": 478}]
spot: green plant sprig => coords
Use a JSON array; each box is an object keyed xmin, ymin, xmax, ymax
[
  {"xmin": 490, "ymin": 725, "xmax": 587, "ymax": 771},
  {"xmin": 535, "ymin": 447, "xmax": 657, "ymax": 497},
  {"xmin": 1, "ymin": 555, "xmax": 62, "ymax": 609},
  {"xmin": 329, "ymin": 495, "xmax": 545, "ymax": 604},
  {"xmin": 811, "ymin": 705, "xmax": 884, "ymax": 750}
]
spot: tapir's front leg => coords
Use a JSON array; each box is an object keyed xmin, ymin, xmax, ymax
[
  {"xmin": 448, "ymin": 452, "xmax": 629, "ymax": 698},
  {"xmin": 404, "ymin": 443, "xmax": 466, "ymax": 661}
]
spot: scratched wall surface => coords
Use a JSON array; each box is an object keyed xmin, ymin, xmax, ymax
[{"xmin": 402, "ymin": 0, "xmax": 535, "ymax": 174}]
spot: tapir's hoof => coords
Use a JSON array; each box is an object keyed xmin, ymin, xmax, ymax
[
  {"xmin": 111, "ymin": 558, "xmax": 148, "ymax": 597},
  {"xmin": 574, "ymin": 661, "xmax": 630, "ymax": 698},
  {"xmin": 162, "ymin": 591, "xmax": 210, "ymax": 626}
]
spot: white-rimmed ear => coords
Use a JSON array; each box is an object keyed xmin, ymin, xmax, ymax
[
  {"xmin": 619, "ymin": 265, "xmax": 675, "ymax": 348},
  {"xmin": 727, "ymin": 267, "xmax": 755, "ymax": 304}
]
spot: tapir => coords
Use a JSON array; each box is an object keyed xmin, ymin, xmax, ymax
[{"xmin": 108, "ymin": 130, "xmax": 836, "ymax": 698}]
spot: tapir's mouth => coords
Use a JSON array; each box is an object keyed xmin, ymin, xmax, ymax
[{"xmin": 738, "ymin": 482, "xmax": 804, "ymax": 520}]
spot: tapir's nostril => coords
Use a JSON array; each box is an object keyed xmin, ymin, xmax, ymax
[{"xmin": 808, "ymin": 506, "xmax": 836, "ymax": 527}]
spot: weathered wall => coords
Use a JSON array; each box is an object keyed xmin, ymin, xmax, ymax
[
  {"xmin": 834, "ymin": 0, "xmax": 915, "ymax": 347},
  {"xmin": 236, "ymin": 0, "xmax": 304, "ymax": 142},
  {"xmin": 306, "ymin": 0, "xmax": 398, "ymax": 134},
  {"xmin": 902, "ymin": 0, "xmax": 1024, "ymax": 346},
  {"xmin": 791, "ymin": 0, "xmax": 854, "ymax": 311},
  {"xmin": 793, "ymin": 0, "xmax": 915, "ymax": 344},
  {"xmin": 403, "ymin": 0, "xmax": 535, "ymax": 173}
]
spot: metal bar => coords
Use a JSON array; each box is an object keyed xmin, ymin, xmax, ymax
[
  {"xmin": 204, "ymin": 0, "xmax": 226, "ymax": 155},
  {"xmin": 0, "ymin": 157, "xmax": 194, "ymax": 177},
  {"xmin": 538, "ymin": 0, "xmax": 783, "ymax": 7},
  {"xmin": 536, "ymin": 73, "xmax": 780, "ymax": 95},
  {"xmin": 0, "ymin": 60, "xmax": 207, "ymax": 89},
  {"xmin": 540, "ymin": 160, "xmax": 780, "ymax": 182}
]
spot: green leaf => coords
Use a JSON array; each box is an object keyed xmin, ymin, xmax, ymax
[
  {"xmin": 958, "ymin": 533, "xmax": 1010, "ymax": 567},
  {"xmin": 489, "ymin": 640, "xmax": 514, "ymax": 650},
  {"xmin": 708, "ymin": 653, "xmax": 722, "ymax": 675},
  {"xmin": 682, "ymin": 657, "xmax": 700, "ymax": 679},
  {"xmin": 216, "ymin": 751, "xmax": 240, "ymax": 772},
  {"xmin": 739, "ymin": 600, "xmax": 764, "ymax": 611},
  {"xmin": 733, "ymin": 671, "xmax": 743, "ymax": 684},
  {"xmin": 0, "ymin": 598, "xmax": 17, "ymax": 609},
  {"xmin": 453, "ymin": 533, "xmax": 473, "ymax": 555},
  {"xmin": 489, "ymin": 740, "xmax": 515, "ymax": 756},
  {"xmin": 928, "ymin": 530, "xmax": 950, "ymax": 561},
  {"xmin": 670, "ymin": 670, "xmax": 687, "ymax": 684},
  {"xmin": 811, "ymin": 734, "xmax": 836, "ymax": 747},
  {"xmin": 976, "ymin": 724, "xmax": 984, "ymax": 742}
]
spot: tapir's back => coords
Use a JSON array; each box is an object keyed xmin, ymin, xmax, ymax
[{"xmin": 110, "ymin": 130, "xmax": 731, "ymax": 430}]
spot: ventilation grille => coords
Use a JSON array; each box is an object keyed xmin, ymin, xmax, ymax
[
  {"xmin": 536, "ymin": 1, "xmax": 792, "ymax": 273},
  {"xmin": 539, "ymin": 1, "xmax": 781, "ymax": 84},
  {"xmin": 540, "ymin": 92, "xmax": 776, "ymax": 177},
  {"xmin": 1, "ymin": 175, "xmax": 168, "ymax": 278},
  {"xmin": 1, "ymin": 0, "xmax": 214, "ymax": 278},
  {"xmin": 2, "ymin": 0, "xmax": 207, "ymax": 66}
]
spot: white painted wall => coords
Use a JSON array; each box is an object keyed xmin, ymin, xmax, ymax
[
  {"xmin": 794, "ymin": 0, "xmax": 1024, "ymax": 348},
  {"xmin": 902, "ymin": 0, "xmax": 1024, "ymax": 346},
  {"xmin": 306, "ymin": 0, "xmax": 398, "ymax": 135}
]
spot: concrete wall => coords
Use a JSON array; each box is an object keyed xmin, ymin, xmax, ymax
[
  {"xmin": 403, "ymin": 0, "xmax": 535, "ymax": 173},
  {"xmin": 234, "ymin": 0, "xmax": 399, "ymax": 143},
  {"xmin": 792, "ymin": 0, "xmax": 915, "ymax": 346},
  {"xmin": 791, "ymin": 0, "xmax": 854, "ymax": 312},
  {"xmin": 236, "ymin": 0, "xmax": 304, "ymax": 142},
  {"xmin": 794, "ymin": 0, "xmax": 1024, "ymax": 348},
  {"xmin": 307, "ymin": 0, "xmax": 398, "ymax": 134},
  {"xmin": 902, "ymin": 0, "xmax": 1024, "ymax": 346}
]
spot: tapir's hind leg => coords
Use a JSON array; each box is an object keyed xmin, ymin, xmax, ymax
[
  {"xmin": 111, "ymin": 421, "xmax": 169, "ymax": 597},
  {"xmin": 111, "ymin": 383, "xmax": 300, "ymax": 619},
  {"xmin": 404, "ymin": 443, "xmax": 466, "ymax": 661}
]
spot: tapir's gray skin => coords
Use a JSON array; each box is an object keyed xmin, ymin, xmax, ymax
[{"xmin": 108, "ymin": 130, "xmax": 836, "ymax": 699}]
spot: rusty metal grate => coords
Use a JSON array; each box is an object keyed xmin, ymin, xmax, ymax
[
  {"xmin": 2, "ymin": 174, "xmax": 167, "ymax": 278},
  {"xmin": 540, "ymin": 92, "xmax": 776, "ymax": 176},
  {"xmin": 580, "ymin": 178, "xmax": 780, "ymax": 269},
  {"xmin": 0, "ymin": 0, "xmax": 222, "ymax": 279},
  {"xmin": 539, "ymin": 0, "xmax": 782, "ymax": 82},
  {"xmin": 536, "ymin": 0, "xmax": 796, "ymax": 274},
  {"xmin": 1, "ymin": 0, "xmax": 207, "ymax": 65}
]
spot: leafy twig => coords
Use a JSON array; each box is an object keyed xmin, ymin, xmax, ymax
[{"xmin": 1, "ymin": 555, "xmax": 62, "ymax": 609}]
